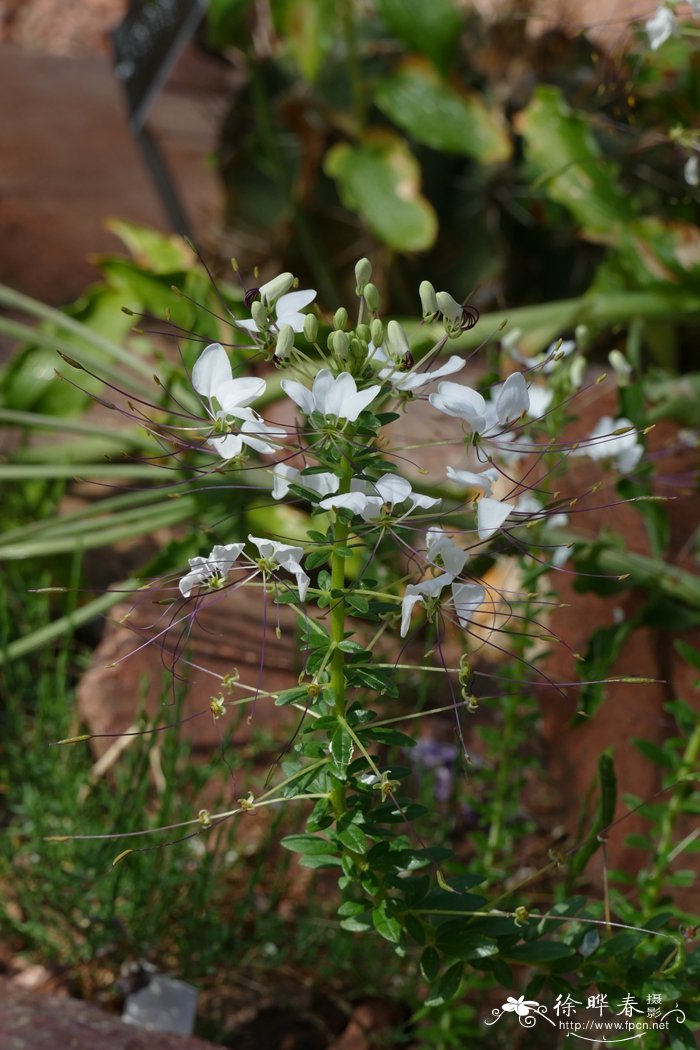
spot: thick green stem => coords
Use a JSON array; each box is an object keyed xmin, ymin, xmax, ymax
[{"xmin": 329, "ymin": 452, "xmax": 354, "ymax": 816}]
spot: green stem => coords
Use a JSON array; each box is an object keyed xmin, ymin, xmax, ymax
[
  {"xmin": 329, "ymin": 452, "xmax": 354, "ymax": 816},
  {"xmin": 641, "ymin": 721, "xmax": 700, "ymax": 912}
]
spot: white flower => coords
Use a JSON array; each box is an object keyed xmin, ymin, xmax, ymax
[
  {"xmin": 179, "ymin": 543, "xmax": 245, "ymax": 597},
  {"xmin": 319, "ymin": 473, "xmax": 439, "ymax": 521},
  {"xmin": 426, "ymin": 527, "xmax": 468, "ymax": 576},
  {"xmin": 446, "ymin": 465, "xmax": 500, "ymax": 498},
  {"xmin": 192, "ymin": 342, "xmax": 282, "ymax": 459},
  {"xmin": 527, "ymin": 385, "xmax": 553, "ymax": 418},
  {"xmin": 238, "ymin": 283, "xmax": 316, "ymax": 334},
  {"xmin": 684, "ymin": 155, "xmax": 699, "ymax": 187},
  {"xmin": 373, "ymin": 339, "xmax": 465, "ymax": 391},
  {"xmin": 579, "ymin": 416, "xmax": 643, "ymax": 474},
  {"xmin": 400, "ymin": 574, "xmax": 451, "ymax": 637},
  {"xmin": 248, "ymin": 535, "xmax": 310, "ymax": 601},
  {"xmin": 281, "ymin": 369, "xmax": 381, "ymax": 423},
  {"xmin": 451, "ymin": 582, "xmax": 486, "ymax": 627},
  {"xmin": 645, "ymin": 5, "xmax": 676, "ymax": 50},
  {"xmin": 399, "ymin": 573, "xmax": 484, "ymax": 636},
  {"xmin": 429, "ymin": 372, "xmax": 529, "ymax": 435},
  {"xmin": 477, "ymin": 498, "xmax": 514, "ymax": 541},
  {"xmin": 193, "ymin": 342, "xmax": 266, "ymax": 415},
  {"xmin": 271, "ymin": 465, "xmax": 339, "ymax": 501}
]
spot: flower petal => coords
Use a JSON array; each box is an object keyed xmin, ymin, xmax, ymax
[
  {"xmin": 477, "ymin": 498, "xmax": 513, "ymax": 540},
  {"xmin": 451, "ymin": 582, "xmax": 485, "ymax": 627},
  {"xmin": 429, "ymin": 382, "xmax": 487, "ymax": 431},
  {"xmin": 281, "ymin": 377, "xmax": 315, "ymax": 416},
  {"xmin": 192, "ymin": 343, "xmax": 232, "ymax": 403},
  {"xmin": 495, "ymin": 371, "xmax": 529, "ymax": 426}
]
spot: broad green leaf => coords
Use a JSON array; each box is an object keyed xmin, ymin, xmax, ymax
[
  {"xmin": 336, "ymin": 821, "xmax": 367, "ymax": 854},
  {"xmin": 372, "ymin": 900, "xmax": 402, "ymax": 944},
  {"xmin": 376, "ymin": 0, "xmax": 461, "ymax": 71},
  {"xmin": 325, "ymin": 130, "xmax": 437, "ymax": 252},
  {"xmin": 376, "ymin": 60, "xmax": 511, "ymax": 164},
  {"xmin": 516, "ymin": 85, "xmax": 636, "ymax": 239},
  {"xmin": 434, "ymin": 921, "xmax": 499, "ymax": 960},
  {"xmin": 329, "ymin": 724, "xmax": 354, "ymax": 780}
]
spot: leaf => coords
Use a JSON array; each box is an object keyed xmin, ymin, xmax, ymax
[
  {"xmin": 325, "ymin": 130, "xmax": 437, "ymax": 252},
  {"xmin": 105, "ymin": 219, "xmax": 193, "ymax": 273},
  {"xmin": 515, "ymin": 85, "xmax": 636, "ymax": 239},
  {"xmin": 281, "ymin": 833, "xmax": 337, "ymax": 856},
  {"xmin": 329, "ymin": 725, "xmax": 354, "ymax": 780},
  {"xmin": 434, "ymin": 921, "xmax": 499, "ymax": 961},
  {"xmin": 578, "ymin": 620, "xmax": 634, "ymax": 718},
  {"xmin": 675, "ymin": 640, "xmax": 700, "ymax": 673},
  {"xmin": 420, "ymin": 945, "xmax": 440, "ymax": 982},
  {"xmin": 503, "ymin": 941, "xmax": 577, "ymax": 964},
  {"xmin": 424, "ymin": 961, "xmax": 463, "ymax": 1005},
  {"xmin": 375, "ymin": 60, "xmax": 511, "ymax": 164},
  {"xmin": 372, "ymin": 900, "xmax": 402, "ymax": 944},
  {"xmin": 376, "ymin": 0, "xmax": 461, "ymax": 70},
  {"xmin": 336, "ymin": 821, "xmax": 367, "ymax": 854}
]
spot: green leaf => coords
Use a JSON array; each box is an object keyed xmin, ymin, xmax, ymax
[
  {"xmin": 424, "ymin": 961, "xmax": 463, "ymax": 1005},
  {"xmin": 376, "ymin": 0, "xmax": 461, "ymax": 70},
  {"xmin": 420, "ymin": 945, "xmax": 440, "ymax": 982},
  {"xmin": 280, "ymin": 833, "xmax": 337, "ymax": 856},
  {"xmin": 503, "ymin": 941, "xmax": 577, "ymax": 964},
  {"xmin": 275, "ymin": 687, "xmax": 310, "ymax": 707},
  {"xmin": 434, "ymin": 921, "xmax": 498, "ymax": 960},
  {"xmin": 675, "ymin": 640, "xmax": 700, "ymax": 672},
  {"xmin": 375, "ymin": 60, "xmax": 511, "ymax": 164},
  {"xmin": 325, "ymin": 131, "xmax": 437, "ymax": 252},
  {"xmin": 106, "ymin": 219, "xmax": 192, "ymax": 273},
  {"xmin": 516, "ymin": 85, "xmax": 636, "ymax": 238},
  {"xmin": 336, "ymin": 821, "xmax": 368, "ymax": 854},
  {"xmin": 329, "ymin": 725, "xmax": 354, "ymax": 780},
  {"xmin": 578, "ymin": 620, "xmax": 634, "ymax": 718},
  {"xmin": 372, "ymin": 900, "xmax": 402, "ymax": 944}
]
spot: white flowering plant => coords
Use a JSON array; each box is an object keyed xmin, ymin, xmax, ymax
[{"xmin": 38, "ymin": 257, "xmax": 699, "ymax": 1010}]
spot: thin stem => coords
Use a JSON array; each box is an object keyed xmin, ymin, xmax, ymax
[
  {"xmin": 329, "ymin": 454, "xmax": 354, "ymax": 815},
  {"xmin": 340, "ymin": 0, "xmax": 367, "ymax": 133}
]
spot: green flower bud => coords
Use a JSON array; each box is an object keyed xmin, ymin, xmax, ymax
[
  {"xmin": 570, "ymin": 357, "xmax": 585, "ymax": 389},
  {"xmin": 370, "ymin": 318, "xmax": 384, "ymax": 348},
  {"xmin": 355, "ymin": 257, "xmax": 372, "ymax": 295},
  {"xmin": 274, "ymin": 323, "xmax": 295, "ymax": 361},
  {"xmin": 333, "ymin": 307, "xmax": 348, "ymax": 330},
  {"xmin": 436, "ymin": 291, "xmax": 463, "ymax": 327},
  {"xmin": 363, "ymin": 283, "xmax": 380, "ymax": 312},
  {"xmin": 303, "ymin": 312, "xmax": 319, "ymax": 343},
  {"xmin": 331, "ymin": 330, "xmax": 349, "ymax": 357},
  {"xmin": 356, "ymin": 324, "xmax": 371, "ymax": 343},
  {"xmin": 259, "ymin": 272, "xmax": 294, "ymax": 305},
  {"xmin": 251, "ymin": 300, "xmax": 268, "ymax": 329},
  {"xmin": 386, "ymin": 320, "xmax": 410, "ymax": 363},
  {"xmin": 419, "ymin": 280, "xmax": 439, "ymax": 321}
]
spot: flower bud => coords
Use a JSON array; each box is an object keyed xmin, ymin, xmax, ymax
[
  {"xmin": 370, "ymin": 318, "xmax": 384, "ymax": 348},
  {"xmin": 274, "ymin": 323, "xmax": 295, "ymax": 361},
  {"xmin": 574, "ymin": 324, "xmax": 589, "ymax": 350},
  {"xmin": 251, "ymin": 300, "xmax": 268, "ymax": 330},
  {"xmin": 419, "ymin": 280, "xmax": 439, "ymax": 321},
  {"xmin": 356, "ymin": 324, "xmax": 371, "ymax": 343},
  {"xmin": 386, "ymin": 320, "xmax": 410, "ymax": 363},
  {"xmin": 303, "ymin": 313, "xmax": 319, "ymax": 343},
  {"xmin": 363, "ymin": 283, "xmax": 380, "ymax": 312},
  {"xmin": 354, "ymin": 257, "xmax": 372, "ymax": 295},
  {"xmin": 436, "ymin": 291, "xmax": 463, "ymax": 328},
  {"xmin": 333, "ymin": 307, "xmax": 348, "ymax": 331},
  {"xmin": 331, "ymin": 330, "xmax": 349, "ymax": 357},
  {"xmin": 259, "ymin": 272, "xmax": 295, "ymax": 305},
  {"xmin": 608, "ymin": 349, "xmax": 632, "ymax": 386},
  {"xmin": 570, "ymin": 356, "xmax": 585, "ymax": 389}
]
